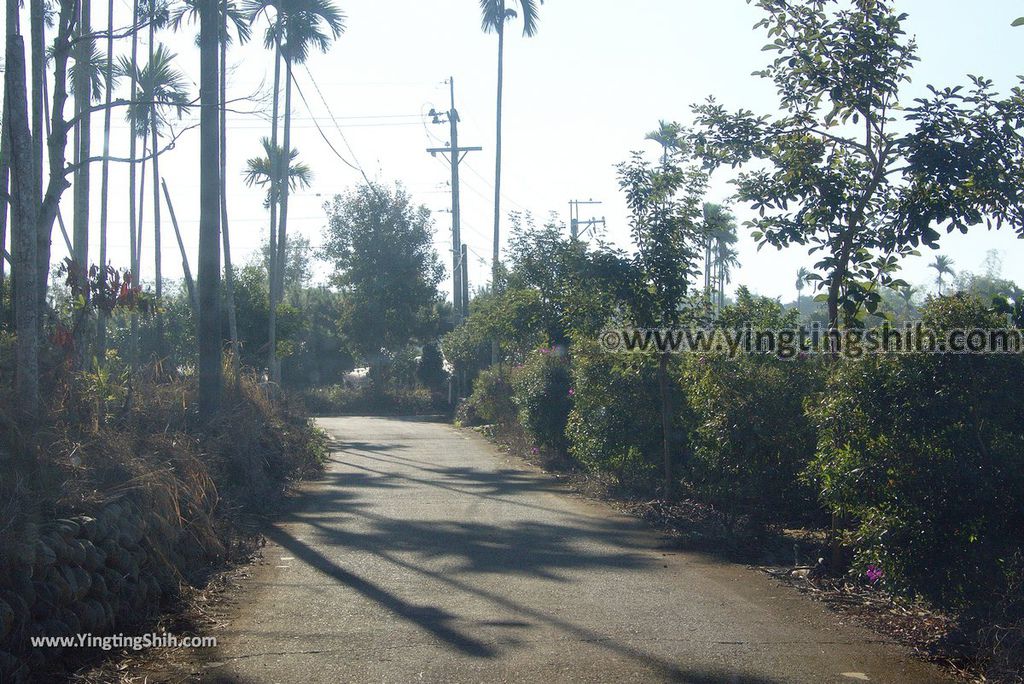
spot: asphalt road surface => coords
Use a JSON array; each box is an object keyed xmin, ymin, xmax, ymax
[{"xmin": 200, "ymin": 416, "xmax": 949, "ymax": 684}]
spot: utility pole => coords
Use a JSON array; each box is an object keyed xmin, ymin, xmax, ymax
[
  {"xmin": 461, "ymin": 243, "xmax": 469, "ymax": 319},
  {"xmin": 568, "ymin": 199, "xmax": 606, "ymax": 240},
  {"xmin": 428, "ymin": 77, "xmax": 481, "ymax": 326}
]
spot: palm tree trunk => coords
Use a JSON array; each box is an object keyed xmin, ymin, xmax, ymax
[
  {"xmin": 127, "ymin": 0, "xmax": 140, "ymax": 368},
  {"xmin": 137, "ymin": 136, "xmax": 147, "ymax": 279},
  {"xmin": 97, "ymin": 0, "xmax": 114, "ymax": 355},
  {"xmin": 72, "ymin": 0, "xmax": 92, "ymax": 365},
  {"xmin": 198, "ymin": 0, "xmax": 222, "ymax": 416},
  {"xmin": 220, "ymin": 2, "xmax": 240, "ymax": 383},
  {"xmin": 6, "ymin": 12, "xmax": 41, "ymax": 419},
  {"xmin": 491, "ymin": 18, "xmax": 504, "ymax": 288},
  {"xmin": 161, "ymin": 178, "xmax": 196, "ymax": 311},
  {"xmin": 1, "ymin": 90, "xmax": 10, "ymax": 323},
  {"xmin": 272, "ymin": 53, "xmax": 294, "ymax": 384},
  {"xmin": 151, "ymin": 118, "xmax": 164, "ymax": 360},
  {"xmin": 266, "ymin": 30, "xmax": 282, "ymax": 384},
  {"xmin": 148, "ymin": 8, "xmax": 164, "ymax": 361}
]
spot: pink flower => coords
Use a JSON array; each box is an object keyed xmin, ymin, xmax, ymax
[
  {"xmin": 568, "ymin": 388, "xmax": 575, "ymax": 397},
  {"xmin": 866, "ymin": 565, "xmax": 884, "ymax": 584},
  {"xmin": 530, "ymin": 447, "xmax": 539, "ymax": 455}
]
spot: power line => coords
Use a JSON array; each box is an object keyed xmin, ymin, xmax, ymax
[{"xmin": 299, "ymin": 63, "xmax": 384, "ymax": 194}]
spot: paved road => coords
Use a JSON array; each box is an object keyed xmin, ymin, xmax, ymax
[{"xmin": 201, "ymin": 416, "xmax": 948, "ymax": 683}]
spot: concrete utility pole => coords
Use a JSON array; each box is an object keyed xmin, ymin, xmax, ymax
[
  {"xmin": 427, "ymin": 77, "xmax": 481, "ymax": 325},
  {"xmin": 568, "ymin": 199, "xmax": 606, "ymax": 240},
  {"xmin": 461, "ymin": 243, "xmax": 469, "ymax": 319}
]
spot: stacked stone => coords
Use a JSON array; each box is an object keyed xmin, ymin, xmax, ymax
[{"xmin": 0, "ymin": 500, "xmax": 175, "ymax": 681}]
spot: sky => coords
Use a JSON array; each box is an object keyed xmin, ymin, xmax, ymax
[{"xmin": 6, "ymin": 0, "xmax": 1024, "ymax": 304}]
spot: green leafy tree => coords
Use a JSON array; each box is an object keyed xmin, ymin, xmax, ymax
[
  {"xmin": 320, "ymin": 182, "xmax": 444, "ymax": 383},
  {"xmin": 691, "ymin": 0, "xmax": 1024, "ymax": 329},
  {"xmin": 617, "ymin": 138, "xmax": 707, "ymax": 496}
]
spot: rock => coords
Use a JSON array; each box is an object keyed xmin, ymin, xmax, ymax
[
  {"xmin": 0, "ymin": 650, "xmax": 28, "ymax": 683},
  {"xmin": 75, "ymin": 567, "xmax": 92, "ymax": 600},
  {"xmin": 33, "ymin": 540, "xmax": 56, "ymax": 570},
  {"xmin": 78, "ymin": 539, "xmax": 103, "ymax": 571},
  {"xmin": 52, "ymin": 519, "xmax": 80, "ymax": 540},
  {"xmin": 0, "ymin": 598, "xmax": 13, "ymax": 642},
  {"xmin": 71, "ymin": 516, "xmax": 98, "ymax": 541}
]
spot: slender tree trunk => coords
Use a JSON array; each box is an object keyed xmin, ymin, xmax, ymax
[
  {"xmin": 127, "ymin": 0, "xmax": 140, "ymax": 368},
  {"xmin": 1, "ymin": 91, "xmax": 10, "ymax": 323},
  {"xmin": 198, "ymin": 0, "xmax": 222, "ymax": 416},
  {"xmin": 271, "ymin": 53, "xmax": 293, "ymax": 385},
  {"xmin": 29, "ymin": 0, "xmax": 42, "ymax": 203},
  {"xmin": 151, "ymin": 118, "xmax": 164, "ymax": 360},
  {"xmin": 72, "ymin": 0, "xmax": 93, "ymax": 365},
  {"xmin": 161, "ymin": 178, "xmax": 196, "ymax": 311},
  {"xmin": 219, "ymin": 3, "xmax": 240, "ymax": 382},
  {"xmin": 34, "ymin": 0, "xmax": 81, "ymax": 333},
  {"xmin": 97, "ymin": 0, "xmax": 114, "ymax": 355},
  {"xmin": 658, "ymin": 352, "xmax": 673, "ymax": 498},
  {"xmin": 148, "ymin": 8, "xmax": 164, "ymax": 362},
  {"xmin": 6, "ymin": 13, "xmax": 41, "ymax": 419},
  {"xmin": 266, "ymin": 29, "xmax": 282, "ymax": 383},
  {"xmin": 137, "ymin": 136, "xmax": 147, "ymax": 277},
  {"xmin": 491, "ymin": 18, "xmax": 504, "ymax": 288}
]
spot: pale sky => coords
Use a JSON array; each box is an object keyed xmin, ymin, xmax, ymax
[{"xmin": 6, "ymin": 0, "xmax": 1024, "ymax": 304}]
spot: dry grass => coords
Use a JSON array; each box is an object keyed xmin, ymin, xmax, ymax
[{"xmin": 0, "ymin": 360, "xmax": 327, "ymax": 681}]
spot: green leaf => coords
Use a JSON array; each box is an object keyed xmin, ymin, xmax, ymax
[{"xmin": 1012, "ymin": 16, "xmax": 1024, "ymax": 27}]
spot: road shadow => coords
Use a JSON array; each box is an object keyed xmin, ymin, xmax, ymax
[{"xmin": 250, "ymin": 421, "xmax": 788, "ymax": 682}]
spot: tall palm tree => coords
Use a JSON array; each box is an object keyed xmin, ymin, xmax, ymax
[
  {"xmin": 702, "ymin": 203, "xmax": 737, "ymax": 312},
  {"xmin": 98, "ymin": 0, "xmax": 119, "ymax": 354},
  {"xmin": 243, "ymin": 138, "xmax": 312, "ymax": 207},
  {"xmin": 198, "ymin": 0, "xmax": 222, "ymax": 415},
  {"xmin": 248, "ymin": 0, "xmax": 343, "ymax": 382},
  {"xmin": 120, "ymin": 43, "xmax": 190, "ymax": 357},
  {"xmin": 71, "ymin": 3, "xmax": 102, "ymax": 360},
  {"xmin": 897, "ymin": 284, "xmax": 918, "ymax": 318},
  {"xmin": 714, "ymin": 240, "xmax": 739, "ymax": 311},
  {"xmin": 930, "ymin": 255, "xmax": 955, "ymax": 295},
  {"xmin": 478, "ymin": 0, "xmax": 543, "ymax": 290},
  {"xmin": 172, "ymin": 0, "xmax": 251, "ymax": 379},
  {"xmin": 795, "ymin": 266, "xmax": 810, "ymax": 313},
  {"xmin": 126, "ymin": 0, "xmax": 142, "ymax": 367},
  {"xmin": 645, "ymin": 120, "xmax": 682, "ymax": 166}
]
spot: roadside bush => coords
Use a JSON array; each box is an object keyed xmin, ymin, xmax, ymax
[
  {"xmin": 805, "ymin": 295, "xmax": 1024, "ymax": 615},
  {"xmin": 565, "ymin": 342, "xmax": 666, "ymax": 493},
  {"xmin": 304, "ymin": 384, "xmax": 445, "ymax": 416},
  {"xmin": 509, "ymin": 348, "xmax": 572, "ymax": 453},
  {"xmin": 681, "ymin": 288, "xmax": 823, "ymax": 528},
  {"xmin": 683, "ymin": 353, "xmax": 823, "ymax": 529},
  {"xmin": 458, "ymin": 366, "xmax": 516, "ymax": 427}
]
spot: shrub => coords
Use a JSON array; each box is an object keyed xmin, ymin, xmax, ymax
[
  {"xmin": 683, "ymin": 353, "xmax": 823, "ymax": 529},
  {"xmin": 805, "ymin": 295, "xmax": 1024, "ymax": 614},
  {"xmin": 565, "ymin": 342, "xmax": 667, "ymax": 493},
  {"xmin": 509, "ymin": 348, "xmax": 572, "ymax": 453},
  {"xmin": 304, "ymin": 384, "xmax": 444, "ymax": 416},
  {"xmin": 459, "ymin": 366, "xmax": 516, "ymax": 427},
  {"xmin": 681, "ymin": 288, "xmax": 823, "ymax": 528}
]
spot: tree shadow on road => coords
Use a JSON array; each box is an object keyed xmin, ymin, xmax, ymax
[{"xmin": 243, "ymin": 433, "xmax": 791, "ymax": 683}]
